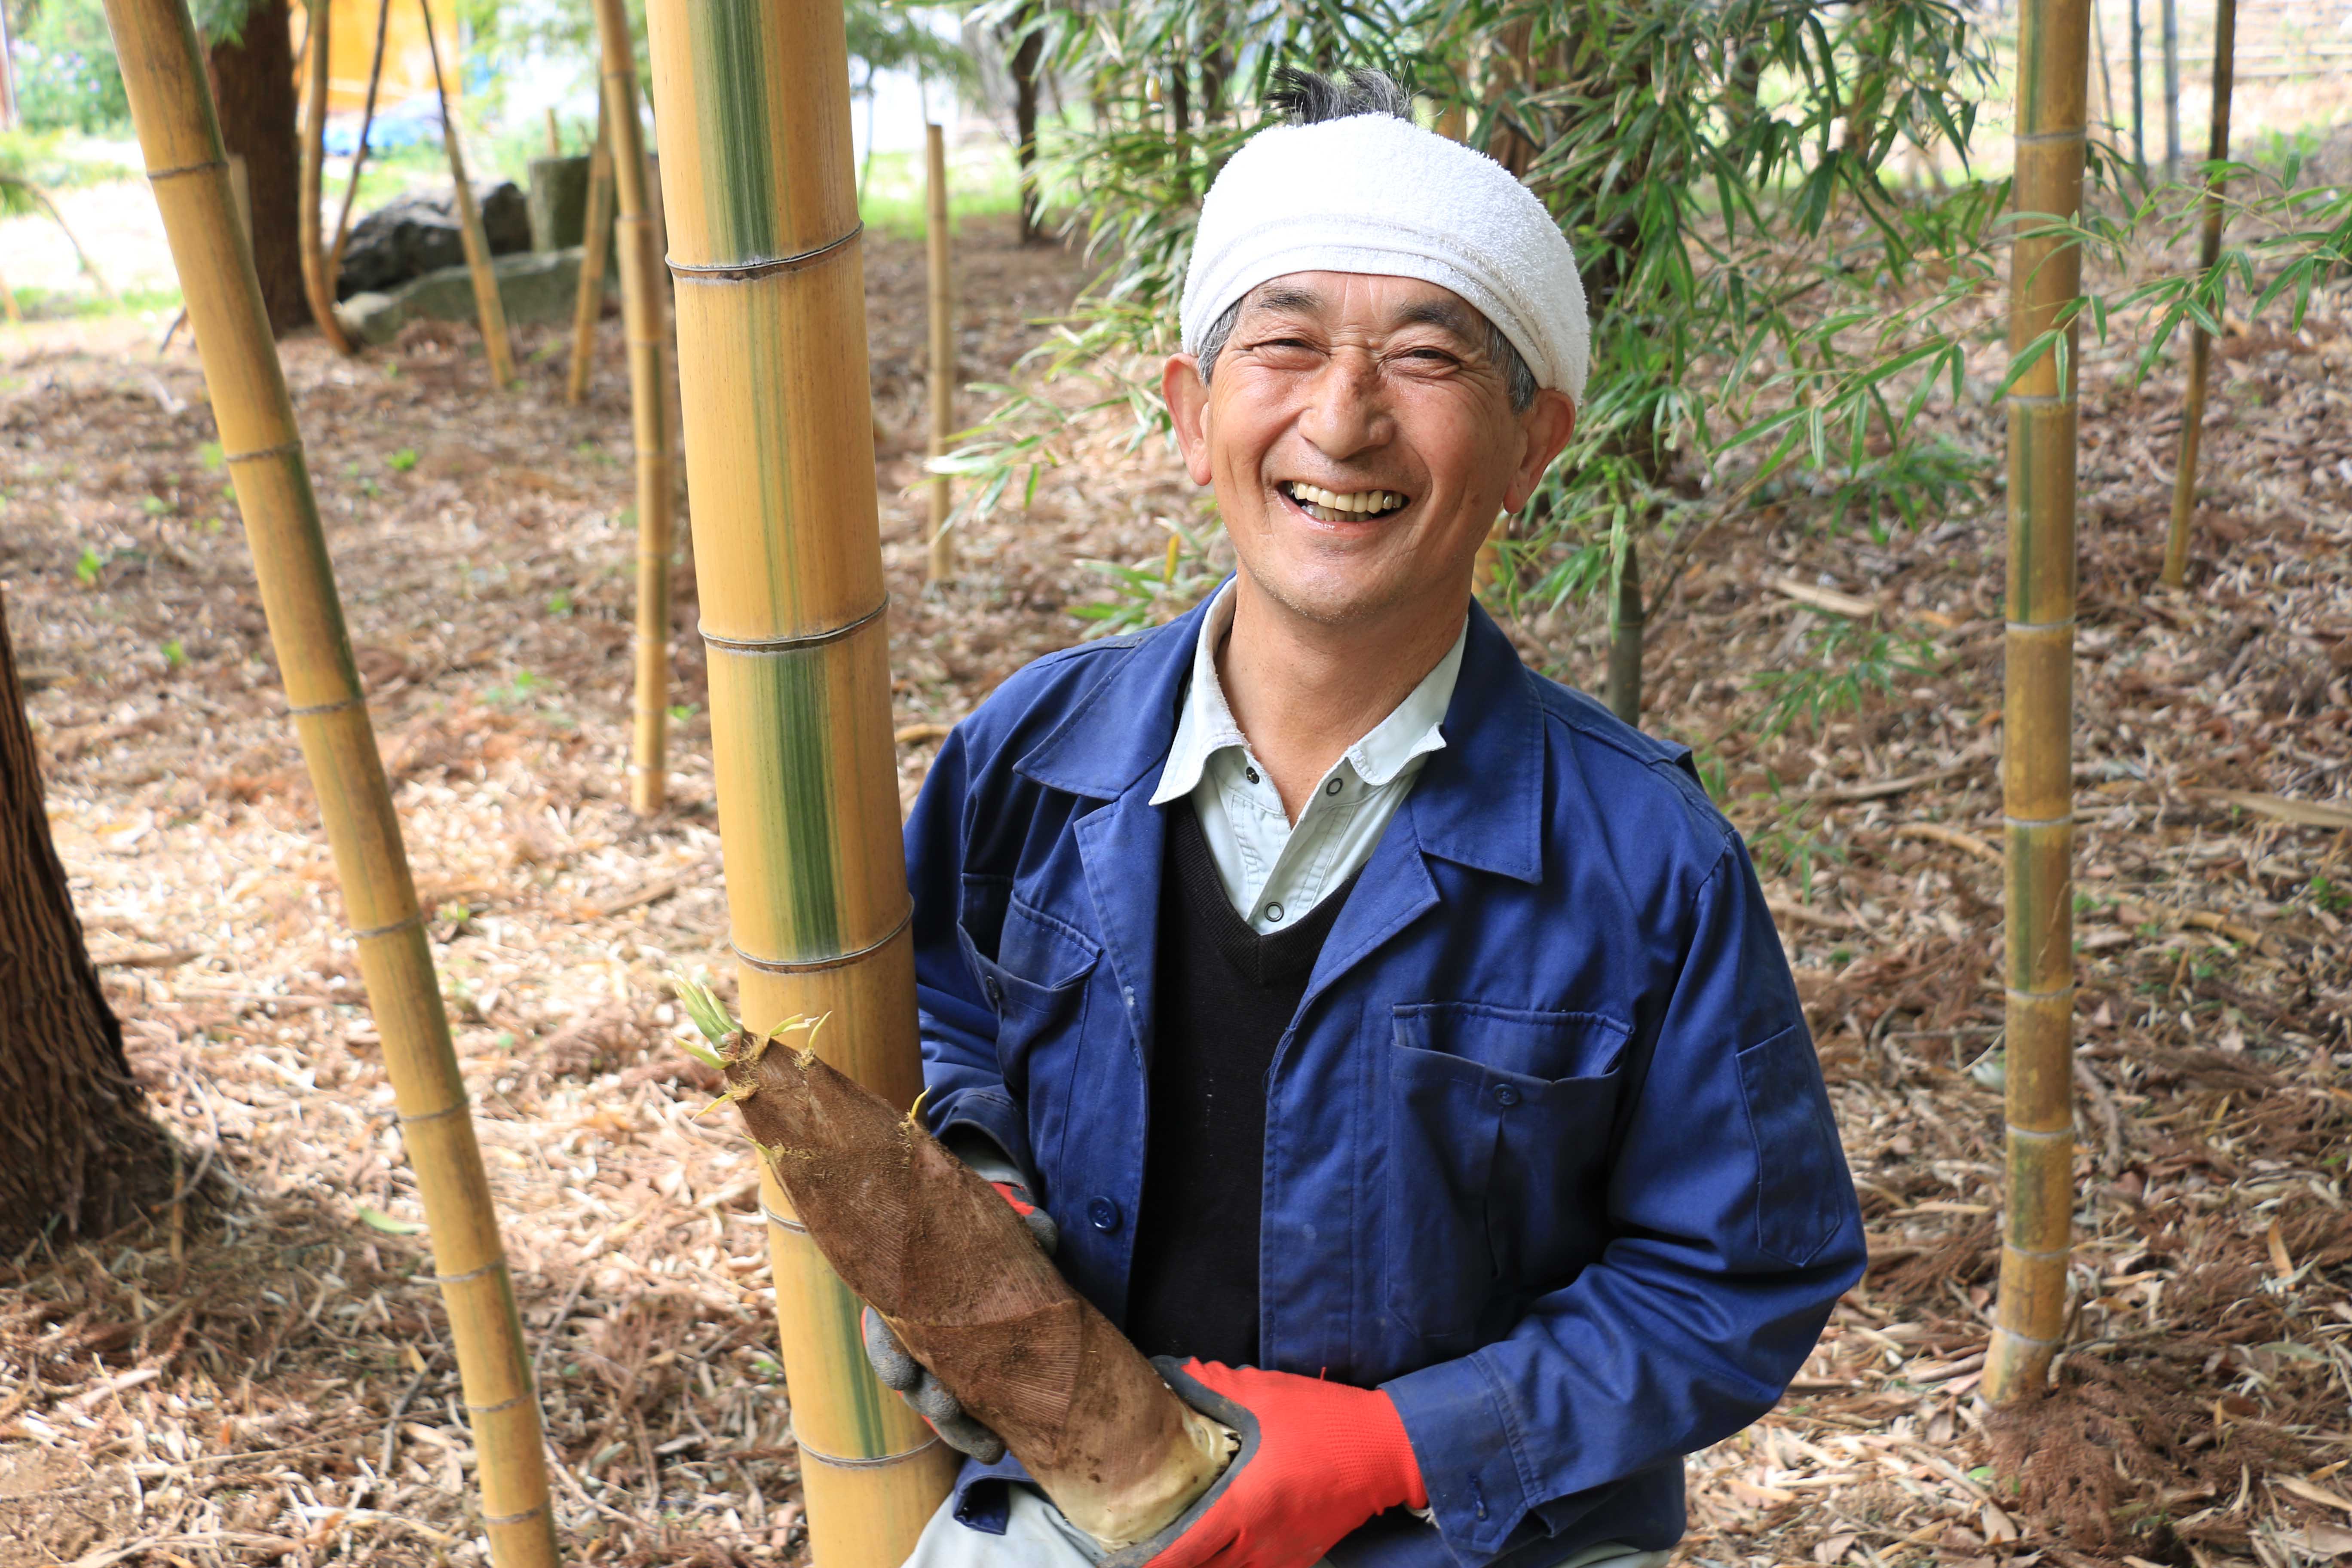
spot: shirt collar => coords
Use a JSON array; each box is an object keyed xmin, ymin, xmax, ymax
[{"xmin": 1148, "ymin": 578, "xmax": 1468, "ymax": 805}]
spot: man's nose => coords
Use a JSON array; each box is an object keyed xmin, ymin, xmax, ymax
[{"xmin": 1296, "ymin": 350, "xmax": 1390, "ymax": 460}]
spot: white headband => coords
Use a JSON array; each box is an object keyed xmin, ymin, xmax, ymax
[{"xmin": 1179, "ymin": 113, "xmax": 1590, "ymax": 401}]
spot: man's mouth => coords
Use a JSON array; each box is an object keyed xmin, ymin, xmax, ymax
[{"xmin": 1277, "ymin": 481, "xmax": 1411, "ymax": 523}]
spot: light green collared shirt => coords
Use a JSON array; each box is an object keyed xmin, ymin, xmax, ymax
[{"xmin": 1148, "ymin": 580, "xmax": 1467, "ymax": 934}]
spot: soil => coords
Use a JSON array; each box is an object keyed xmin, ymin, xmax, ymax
[{"xmin": 1, "ymin": 199, "xmax": 2348, "ymax": 1568}]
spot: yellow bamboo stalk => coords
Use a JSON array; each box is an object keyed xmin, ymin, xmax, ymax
[
  {"xmin": 419, "ymin": 0, "xmax": 515, "ymax": 389},
  {"xmin": 0, "ymin": 260, "xmax": 20, "ymax": 324},
  {"xmin": 926, "ymin": 122, "xmax": 955, "ymax": 585},
  {"xmin": 587, "ymin": 0, "xmax": 671, "ymax": 816},
  {"xmin": 641, "ymin": 0, "xmax": 960, "ymax": 1555},
  {"xmin": 296, "ymin": 0, "xmax": 352, "ymax": 352},
  {"xmin": 1984, "ymin": 0, "xmax": 2089, "ymax": 1406},
  {"xmin": 95, "ymin": 0, "xmax": 560, "ymax": 1556},
  {"xmin": 2161, "ymin": 0, "xmax": 2236, "ymax": 591},
  {"xmin": 566, "ymin": 100, "xmax": 613, "ymax": 407}
]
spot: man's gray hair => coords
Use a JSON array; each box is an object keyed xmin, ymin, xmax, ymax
[{"xmin": 1193, "ymin": 65, "xmax": 1540, "ymax": 415}]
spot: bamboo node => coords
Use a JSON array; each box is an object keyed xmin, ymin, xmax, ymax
[
  {"xmin": 667, "ymin": 225, "xmax": 862, "ymax": 285},
  {"xmin": 2002, "ymin": 1125, "xmax": 2073, "ymax": 1142},
  {"xmin": 350, "ymin": 911, "xmax": 425, "ymax": 942},
  {"xmin": 435, "ymin": 1258, "xmax": 509, "ymax": 1286},
  {"xmin": 288, "ymin": 693, "xmax": 367, "ymax": 719},
  {"xmin": 699, "ymin": 599, "xmax": 889, "ymax": 655},
  {"xmin": 481, "ymin": 1502, "xmax": 554, "ymax": 1527},
  {"xmin": 225, "ymin": 438, "xmax": 305, "ymax": 466},
  {"xmin": 731, "ymin": 906, "xmax": 912, "ymax": 976},
  {"xmin": 146, "ymin": 157, "xmax": 229, "ymax": 182},
  {"xmin": 1991, "ymin": 1324, "xmax": 2063, "ymax": 1349},
  {"xmin": 792, "ymin": 1424, "xmax": 943, "ymax": 1470},
  {"xmin": 468, "ymin": 1393, "xmax": 533, "ymax": 1417},
  {"xmin": 759, "ymin": 1201, "xmax": 809, "ymax": 1234},
  {"xmin": 398, "ymin": 1100, "xmax": 469, "ymax": 1127},
  {"xmin": 2003, "ymin": 1242, "xmax": 2073, "ymax": 1260}
]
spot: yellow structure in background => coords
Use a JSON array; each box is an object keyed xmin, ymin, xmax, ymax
[{"xmin": 291, "ymin": 0, "xmax": 459, "ymax": 115}]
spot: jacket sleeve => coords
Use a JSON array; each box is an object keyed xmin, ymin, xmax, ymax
[
  {"xmin": 905, "ymin": 725, "xmax": 1034, "ymax": 1176},
  {"xmin": 1382, "ymin": 837, "xmax": 1865, "ymax": 1562}
]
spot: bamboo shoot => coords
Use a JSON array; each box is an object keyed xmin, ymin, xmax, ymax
[{"xmin": 723, "ymin": 1026, "xmax": 1231, "ymax": 1546}]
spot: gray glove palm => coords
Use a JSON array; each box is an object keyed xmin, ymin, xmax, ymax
[{"xmin": 861, "ymin": 1132, "xmax": 1058, "ymax": 1463}]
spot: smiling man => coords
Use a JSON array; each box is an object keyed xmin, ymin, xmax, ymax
[{"xmin": 883, "ymin": 67, "xmax": 1865, "ymax": 1568}]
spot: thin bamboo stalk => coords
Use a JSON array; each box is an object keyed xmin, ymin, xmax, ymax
[
  {"xmin": 588, "ymin": 0, "xmax": 671, "ymax": 816},
  {"xmin": 566, "ymin": 100, "xmax": 613, "ymax": 408},
  {"xmin": 1605, "ymin": 538, "xmax": 1642, "ymax": 725},
  {"xmin": 2129, "ymin": 0, "xmax": 2145, "ymax": 175},
  {"xmin": 925, "ymin": 122, "xmax": 955, "ymax": 585},
  {"xmin": 326, "ymin": 0, "xmax": 393, "ymax": 291},
  {"xmin": 296, "ymin": 0, "xmax": 352, "ymax": 351},
  {"xmin": 2159, "ymin": 0, "xmax": 2180, "ymax": 181},
  {"xmin": 419, "ymin": 0, "xmax": 515, "ymax": 389},
  {"xmin": 2162, "ymin": 0, "xmax": 2236, "ymax": 591},
  {"xmin": 95, "ymin": 0, "xmax": 560, "ymax": 1555},
  {"xmin": 1984, "ymin": 0, "xmax": 2089, "ymax": 1407},
  {"xmin": 641, "ymin": 0, "xmax": 960, "ymax": 1555}
]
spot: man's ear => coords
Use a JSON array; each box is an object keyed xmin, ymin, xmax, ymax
[
  {"xmin": 1502, "ymin": 389, "xmax": 1577, "ymax": 513},
  {"xmin": 1163, "ymin": 354, "xmax": 1215, "ymax": 486}
]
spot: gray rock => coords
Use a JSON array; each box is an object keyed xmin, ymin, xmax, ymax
[
  {"xmin": 344, "ymin": 246, "xmax": 613, "ymax": 345},
  {"xmin": 336, "ymin": 182, "xmax": 533, "ymax": 300}
]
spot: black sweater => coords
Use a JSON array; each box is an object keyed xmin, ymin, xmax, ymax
[{"xmin": 1124, "ymin": 800, "xmax": 1360, "ymax": 1366}]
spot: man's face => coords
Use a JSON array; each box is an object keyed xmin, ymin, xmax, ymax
[{"xmin": 1163, "ymin": 272, "xmax": 1575, "ymax": 631}]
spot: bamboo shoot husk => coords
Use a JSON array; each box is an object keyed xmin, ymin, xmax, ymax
[
  {"xmin": 587, "ymin": 0, "xmax": 671, "ymax": 815},
  {"xmin": 96, "ymin": 0, "xmax": 558, "ymax": 1556},
  {"xmin": 567, "ymin": 102, "xmax": 613, "ymax": 407},
  {"xmin": 723, "ymin": 1030, "xmax": 1231, "ymax": 1545},
  {"xmin": 419, "ymin": 0, "xmax": 515, "ymax": 389},
  {"xmin": 1985, "ymin": 0, "xmax": 2088, "ymax": 1406},
  {"xmin": 925, "ymin": 122, "xmax": 954, "ymax": 584},
  {"xmin": 296, "ymin": 0, "xmax": 352, "ymax": 351},
  {"xmin": 2162, "ymin": 0, "xmax": 2236, "ymax": 591}
]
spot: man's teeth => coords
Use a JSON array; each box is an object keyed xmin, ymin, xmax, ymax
[{"xmin": 1284, "ymin": 483, "xmax": 1407, "ymax": 515}]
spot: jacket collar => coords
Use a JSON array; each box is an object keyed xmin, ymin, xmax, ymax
[
  {"xmin": 1404, "ymin": 603, "xmax": 1546, "ymax": 884},
  {"xmin": 1013, "ymin": 594, "xmax": 1213, "ymax": 801},
  {"xmin": 1014, "ymin": 588, "xmax": 1545, "ymax": 885}
]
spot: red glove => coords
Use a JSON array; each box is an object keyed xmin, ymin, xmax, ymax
[{"xmin": 1118, "ymin": 1360, "xmax": 1426, "ymax": 1568}]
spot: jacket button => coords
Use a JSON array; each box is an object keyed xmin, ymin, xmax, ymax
[
  {"xmin": 1087, "ymin": 1197, "xmax": 1122, "ymax": 1232},
  {"xmin": 984, "ymin": 976, "xmax": 1003, "ymax": 1008},
  {"xmin": 1492, "ymin": 1083, "xmax": 1522, "ymax": 1108}
]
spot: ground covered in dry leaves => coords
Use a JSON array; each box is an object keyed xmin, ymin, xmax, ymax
[{"xmin": 1, "ymin": 202, "xmax": 2349, "ymax": 1568}]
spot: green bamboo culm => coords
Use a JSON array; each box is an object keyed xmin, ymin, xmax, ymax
[
  {"xmin": 97, "ymin": 0, "xmax": 561, "ymax": 1556},
  {"xmin": 1984, "ymin": 0, "xmax": 2091, "ymax": 1405},
  {"xmin": 2161, "ymin": 0, "xmax": 2237, "ymax": 591},
  {"xmin": 587, "ymin": 0, "xmax": 673, "ymax": 814},
  {"xmin": 638, "ymin": 0, "xmax": 959, "ymax": 1557}
]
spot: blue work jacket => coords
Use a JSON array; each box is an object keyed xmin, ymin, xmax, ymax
[{"xmin": 906, "ymin": 596, "xmax": 1865, "ymax": 1568}]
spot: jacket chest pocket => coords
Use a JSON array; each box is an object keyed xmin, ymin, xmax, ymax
[
  {"xmin": 1384, "ymin": 1003, "xmax": 1629, "ymax": 1343},
  {"xmin": 957, "ymin": 876, "xmax": 1099, "ymax": 1174}
]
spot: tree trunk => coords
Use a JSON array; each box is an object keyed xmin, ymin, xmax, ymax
[
  {"xmin": 0, "ymin": 588, "xmax": 169, "ymax": 1256},
  {"xmin": 1008, "ymin": 2, "xmax": 1044, "ymax": 244},
  {"xmin": 207, "ymin": 0, "xmax": 306, "ymax": 335}
]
